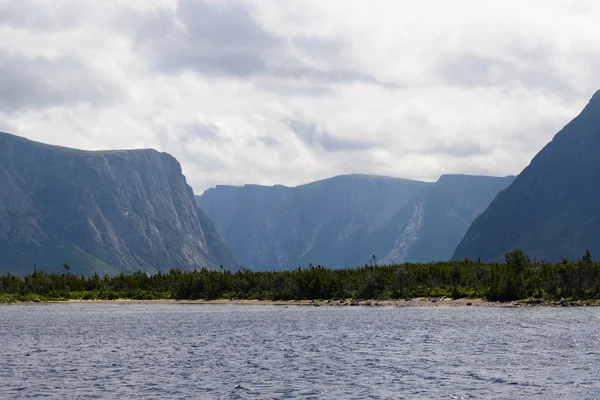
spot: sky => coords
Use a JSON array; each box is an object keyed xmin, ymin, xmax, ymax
[{"xmin": 1, "ymin": 0, "xmax": 599, "ymax": 194}]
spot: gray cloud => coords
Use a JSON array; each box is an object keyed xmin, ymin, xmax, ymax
[
  {"xmin": 2, "ymin": 0, "xmax": 600, "ymax": 192},
  {"xmin": 283, "ymin": 36, "xmax": 396, "ymax": 87},
  {"xmin": 184, "ymin": 123, "xmax": 222, "ymax": 142},
  {"xmin": 123, "ymin": 0, "xmax": 387, "ymax": 87},
  {"xmin": 0, "ymin": 0, "xmax": 80, "ymax": 31},
  {"xmin": 255, "ymin": 136, "xmax": 281, "ymax": 148},
  {"xmin": 438, "ymin": 51, "xmax": 577, "ymax": 98},
  {"xmin": 273, "ymin": 66, "xmax": 389, "ymax": 86},
  {"xmin": 0, "ymin": 53, "xmax": 119, "ymax": 112},
  {"xmin": 127, "ymin": 0, "xmax": 279, "ymax": 78},
  {"xmin": 426, "ymin": 143, "xmax": 489, "ymax": 157},
  {"xmin": 440, "ymin": 53, "xmax": 513, "ymax": 87},
  {"xmin": 289, "ymin": 119, "xmax": 379, "ymax": 152},
  {"xmin": 176, "ymin": 0, "xmax": 277, "ymax": 53}
]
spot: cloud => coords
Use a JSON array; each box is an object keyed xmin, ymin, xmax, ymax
[
  {"xmin": 0, "ymin": 0, "xmax": 81, "ymax": 31},
  {"xmin": 255, "ymin": 136, "xmax": 281, "ymax": 148},
  {"xmin": 126, "ymin": 0, "xmax": 281, "ymax": 78},
  {"xmin": 122, "ymin": 0, "xmax": 386, "ymax": 88},
  {"xmin": 425, "ymin": 143, "xmax": 488, "ymax": 158},
  {"xmin": 289, "ymin": 119, "xmax": 379, "ymax": 152},
  {"xmin": 0, "ymin": 53, "xmax": 119, "ymax": 112},
  {"xmin": 1, "ymin": 0, "xmax": 600, "ymax": 192},
  {"xmin": 438, "ymin": 51, "xmax": 578, "ymax": 100},
  {"xmin": 184, "ymin": 122, "xmax": 222, "ymax": 142}
]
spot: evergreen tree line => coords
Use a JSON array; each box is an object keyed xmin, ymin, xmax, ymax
[{"xmin": 1, "ymin": 250, "xmax": 600, "ymax": 302}]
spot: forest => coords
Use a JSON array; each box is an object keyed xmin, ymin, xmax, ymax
[{"xmin": 1, "ymin": 249, "xmax": 599, "ymax": 303}]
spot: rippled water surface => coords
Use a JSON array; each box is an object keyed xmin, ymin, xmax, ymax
[{"xmin": 1, "ymin": 304, "xmax": 600, "ymax": 399}]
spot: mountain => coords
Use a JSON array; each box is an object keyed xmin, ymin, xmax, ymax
[
  {"xmin": 197, "ymin": 173, "xmax": 513, "ymax": 270},
  {"xmin": 196, "ymin": 207, "xmax": 239, "ymax": 270},
  {"xmin": 0, "ymin": 132, "xmax": 239, "ymax": 275},
  {"xmin": 453, "ymin": 90, "xmax": 600, "ymax": 262},
  {"xmin": 197, "ymin": 175, "xmax": 428, "ymax": 270},
  {"xmin": 372, "ymin": 174, "xmax": 514, "ymax": 264}
]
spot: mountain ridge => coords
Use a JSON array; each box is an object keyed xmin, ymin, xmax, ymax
[
  {"xmin": 452, "ymin": 89, "xmax": 600, "ymax": 262},
  {"xmin": 198, "ymin": 173, "xmax": 513, "ymax": 270},
  {"xmin": 0, "ymin": 131, "xmax": 239, "ymax": 275},
  {"xmin": 370, "ymin": 174, "xmax": 515, "ymax": 264},
  {"xmin": 198, "ymin": 174, "xmax": 429, "ymax": 270}
]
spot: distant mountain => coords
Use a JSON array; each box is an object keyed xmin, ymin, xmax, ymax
[
  {"xmin": 453, "ymin": 90, "xmax": 600, "ymax": 262},
  {"xmin": 197, "ymin": 175, "xmax": 428, "ymax": 270},
  {"xmin": 373, "ymin": 174, "xmax": 514, "ymax": 264},
  {"xmin": 0, "ymin": 132, "xmax": 239, "ymax": 275},
  {"xmin": 197, "ymin": 174, "xmax": 513, "ymax": 270}
]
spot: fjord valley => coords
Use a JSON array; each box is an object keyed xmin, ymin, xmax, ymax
[
  {"xmin": 3, "ymin": 89, "xmax": 600, "ymax": 302},
  {"xmin": 197, "ymin": 174, "xmax": 514, "ymax": 271},
  {"xmin": 0, "ymin": 132, "xmax": 239, "ymax": 276},
  {"xmin": 0, "ymin": 131, "xmax": 513, "ymax": 277},
  {"xmin": 5, "ymin": 2, "xmax": 600, "ymax": 399}
]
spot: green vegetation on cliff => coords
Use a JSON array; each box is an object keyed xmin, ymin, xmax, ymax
[{"xmin": 2, "ymin": 250, "xmax": 600, "ymax": 303}]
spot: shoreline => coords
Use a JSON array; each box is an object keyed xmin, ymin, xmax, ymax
[
  {"xmin": 60, "ymin": 298, "xmax": 504, "ymax": 307},
  {"xmin": 0, "ymin": 297, "xmax": 575, "ymax": 307},
  {"xmin": 3, "ymin": 297, "xmax": 598, "ymax": 307}
]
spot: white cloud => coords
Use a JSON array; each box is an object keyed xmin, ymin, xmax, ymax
[{"xmin": 0, "ymin": 0, "xmax": 599, "ymax": 193}]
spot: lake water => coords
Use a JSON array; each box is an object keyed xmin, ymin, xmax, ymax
[{"xmin": 1, "ymin": 304, "xmax": 599, "ymax": 399}]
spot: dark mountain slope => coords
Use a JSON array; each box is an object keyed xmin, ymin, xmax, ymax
[
  {"xmin": 453, "ymin": 90, "xmax": 600, "ymax": 262},
  {"xmin": 0, "ymin": 132, "xmax": 238, "ymax": 275},
  {"xmin": 197, "ymin": 207, "xmax": 240, "ymax": 270}
]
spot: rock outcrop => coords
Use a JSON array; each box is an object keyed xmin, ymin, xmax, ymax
[{"xmin": 0, "ymin": 132, "xmax": 238, "ymax": 275}]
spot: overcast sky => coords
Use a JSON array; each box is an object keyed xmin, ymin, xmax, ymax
[{"xmin": 1, "ymin": 0, "xmax": 599, "ymax": 193}]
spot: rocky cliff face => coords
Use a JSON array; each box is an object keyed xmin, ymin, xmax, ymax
[
  {"xmin": 197, "ymin": 174, "xmax": 513, "ymax": 270},
  {"xmin": 453, "ymin": 90, "xmax": 600, "ymax": 262},
  {"xmin": 373, "ymin": 174, "xmax": 515, "ymax": 264},
  {"xmin": 197, "ymin": 175, "xmax": 428, "ymax": 270},
  {"xmin": 0, "ymin": 132, "xmax": 238, "ymax": 275}
]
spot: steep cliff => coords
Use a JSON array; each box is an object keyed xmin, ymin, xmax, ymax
[
  {"xmin": 0, "ymin": 132, "xmax": 238, "ymax": 275},
  {"xmin": 374, "ymin": 174, "xmax": 514, "ymax": 264},
  {"xmin": 453, "ymin": 90, "xmax": 600, "ymax": 262},
  {"xmin": 197, "ymin": 173, "xmax": 513, "ymax": 270},
  {"xmin": 197, "ymin": 175, "xmax": 428, "ymax": 270}
]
